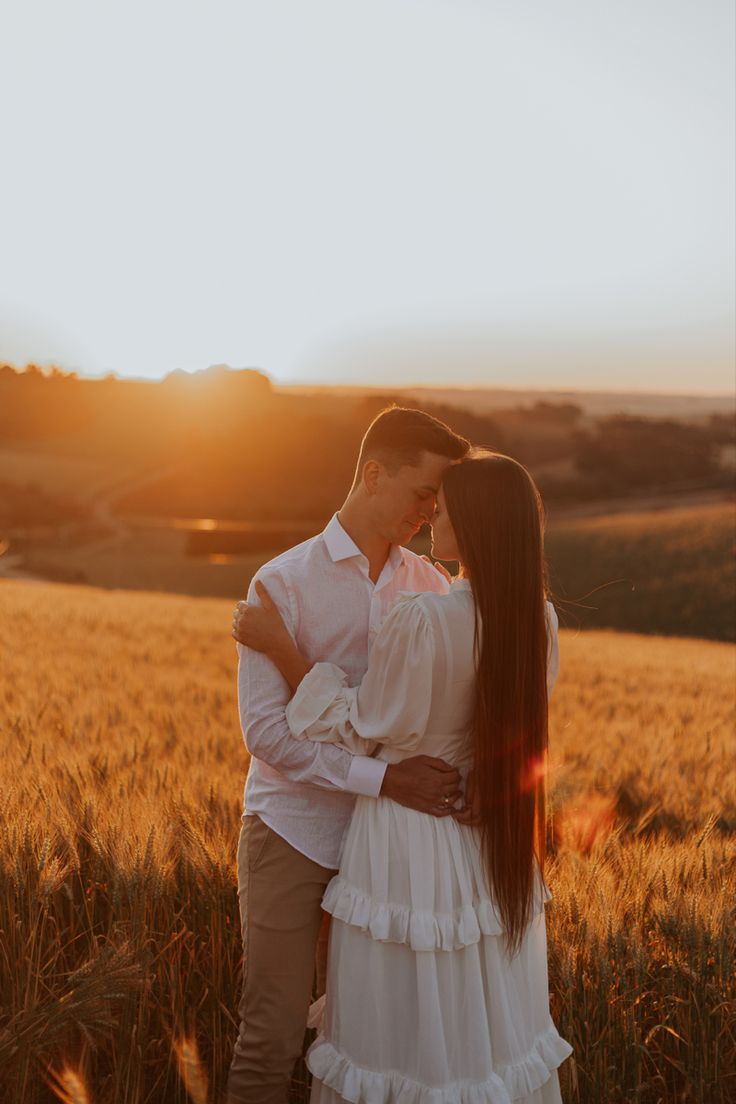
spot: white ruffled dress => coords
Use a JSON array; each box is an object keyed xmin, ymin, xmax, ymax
[{"xmin": 285, "ymin": 580, "xmax": 572, "ymax": 1104}]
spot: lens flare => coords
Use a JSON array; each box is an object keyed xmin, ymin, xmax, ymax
[
  {"xmin": 47, "ymin": 1065, "xmax": 91, "ymax": 1104},
  {"xmin": 556, "ymin": 794, "xmax": 617, "ymax": 854},
  {"xmin": 520, "ymin": 755, "xmax": 547, "ymax": 792},
  {"xmin": 173, "ymin": 1035, "xmax": 209, "ymax": 1104}
]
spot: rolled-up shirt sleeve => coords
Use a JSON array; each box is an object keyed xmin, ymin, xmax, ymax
[
  {"xmin": 238, "ymin": 569, "xmax": 387, "ymax": 798},
  {"xmin": 286, "ymin": 596, "xmax": 435, "ymax": 755}
]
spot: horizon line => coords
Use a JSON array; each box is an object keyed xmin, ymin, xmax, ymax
[{"xmin": 3, "ymin": 361, "xmax": 734, "ymax": 400}]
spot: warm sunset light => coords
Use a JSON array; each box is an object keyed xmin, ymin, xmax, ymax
[
  {"xmin": 173, "ymin": 1036, "xmax": 209, "ymax": 1104},
  {"xmin": 1, "ymin": 2, "xmax": 733, "ymax": 393},
  {"xmin": 521, "ymin": 754, "xmax": 548, "ymax": 793},
  {"xmin": 47, "ymin": 1064, "xmax": 91, "ymax": 1104},
  {"xmin": 556, "ymin": 794, "xmax": 618, "ymax": 855},
  {"xmin": 2, "ymin": 4, "xmax": 733, "ymax": 1103}
]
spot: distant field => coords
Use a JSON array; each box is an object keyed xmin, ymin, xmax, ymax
[
  {"xmin": 13, "ymin": 522, "xmax": 267, "ymax": 596},
  {"xmin": 0, "ymin": 580, "xmax": 734, "ymax": 1103},
  {"xmin": 0, "ymin": 446, "xmax": 135, "ymax": 499},
  {"xmin": 546, "ymin": 499, "xmax": 736, "ymax": 641},
  {"xmin": 6, "ymin": 497, "xmax": 735, "ymax": 646},
  {"xmin": 287, "ymin": 382, "xmax": 735, "ymax": 421}
]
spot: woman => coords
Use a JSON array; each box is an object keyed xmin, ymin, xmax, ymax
[{"xmin": 237, "ymin": 451, "xmax": 572, "ymax": 1103}]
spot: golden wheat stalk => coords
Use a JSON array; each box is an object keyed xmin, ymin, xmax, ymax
[
  {"xmin": 173, "ymin": 1035, "xmax": 209, "ymax": 1104},
  {"xmin": 46, "ymin": 1065, "xmax": 91, "ymax": 1104}
]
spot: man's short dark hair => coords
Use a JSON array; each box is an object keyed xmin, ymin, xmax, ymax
[{"xmin": 357, "ymin": 406, "xmax": 470, "ymax": 475}]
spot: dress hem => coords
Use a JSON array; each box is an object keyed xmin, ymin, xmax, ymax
[{"xmin": 307, "ymin": 1024, "xmax": 573, "ymax": 1103}]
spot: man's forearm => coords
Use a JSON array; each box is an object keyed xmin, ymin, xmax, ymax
[{"xmin": 240, "ymin": 647, "xmax": 385, "ymax": 797}]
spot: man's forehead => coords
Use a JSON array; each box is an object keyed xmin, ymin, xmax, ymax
[
  {"xmin": 416, "ymin": 450, "xmax": 458, "ymax": 475},
  {"xmin": 404, "ymin": 451, "xmax": 457, "ymax": 488}
]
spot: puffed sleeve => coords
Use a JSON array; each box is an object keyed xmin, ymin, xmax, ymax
[
  {"xmin": 285, "ymin": 595, "xmax": 436, "ymax": 755},
  {"xmin": 545, "ymin": 600, "xmax": 560, "ymax": 696}
]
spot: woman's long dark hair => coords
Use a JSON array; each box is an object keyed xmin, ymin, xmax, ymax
[{"xmin": 442, "ymin": 451, "xmax": 550, "ymax": 955}]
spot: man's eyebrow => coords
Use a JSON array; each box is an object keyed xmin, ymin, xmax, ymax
[{"xmin": 417, "ymin": 484, "xmax": 439, "ymax": 495}]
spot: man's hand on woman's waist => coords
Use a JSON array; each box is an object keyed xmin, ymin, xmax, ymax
[{"xmin": 380, "ymin": 756, "xmax": 464, "ymax": 817}]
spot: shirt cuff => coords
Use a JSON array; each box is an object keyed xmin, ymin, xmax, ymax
[{"xmin": 345, "ymin": 754, "xmax": 387, "ymax": 798}]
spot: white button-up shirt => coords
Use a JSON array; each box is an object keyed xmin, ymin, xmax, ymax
[{"xmin": 238, "ymin": 513, "xmax": 451, "ymax": 868}]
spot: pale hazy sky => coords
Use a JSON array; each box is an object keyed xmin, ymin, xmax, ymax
[{"xmin": 1, "ymin": 1, "xmax": 734, "ymax": 392}]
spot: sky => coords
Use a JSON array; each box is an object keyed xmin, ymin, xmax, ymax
[{"xmin": 1, "ymin": 0, "xmax": 734, "ymax": 393}]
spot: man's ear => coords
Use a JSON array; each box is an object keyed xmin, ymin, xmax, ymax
[{"xmin": 362, "ymin": 459, "xmax": 382, "ymax": 496}]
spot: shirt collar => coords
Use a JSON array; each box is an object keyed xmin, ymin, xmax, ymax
[
  {"xmin": 386, "ymin": 541, "xmax": 406, "ymax": 571},
  {"xmin": 322, "ymin": 513, "xmax": 408, "ymax": 569},
  {"xmin": 322, "ymin": 513, "xmax": 364, "ymax": 563}
]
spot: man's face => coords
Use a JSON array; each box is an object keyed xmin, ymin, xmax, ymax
[{"xmin": 373, "ymin": 451, "xmax": 455, "ymax": 545}]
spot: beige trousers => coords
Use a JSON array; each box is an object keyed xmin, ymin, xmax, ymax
[{"xmin": 226, "ymin": 814, "xmax": 337, "ymax": 1104}]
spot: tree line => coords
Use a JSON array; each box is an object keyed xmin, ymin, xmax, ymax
[{"xmin": 1, "ymin": 363, "xmax": 732, "ymax": 527}]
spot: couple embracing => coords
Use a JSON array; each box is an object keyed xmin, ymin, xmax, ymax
[{"xmin": 226, "ymin": 407, "xmax": 573, "ymax": 1104}]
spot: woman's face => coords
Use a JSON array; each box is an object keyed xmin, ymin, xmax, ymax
[{"xmin": 429, "ymin": 486, "xmax": 461, "ymax": 562}]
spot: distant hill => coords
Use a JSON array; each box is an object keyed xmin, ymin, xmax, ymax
[
  {"xmin": 286, "ymin": 383, "xmax": 734, "ymax": 423},
  {"xmin": 545, "ymin": 500, "xmax": 736, "ymax": 642},
  {"xmin": 1, "ymin": 364, "xmax": 733, "ymax": 530}
]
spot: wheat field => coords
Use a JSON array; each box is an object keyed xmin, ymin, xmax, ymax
[
  {"xmin": 0, "ymin": 579, "xmax": 734, "ymax": 1104},
  {"xmin": 546, "ymin": 499, "xmax": 736, "ymax": 642}
]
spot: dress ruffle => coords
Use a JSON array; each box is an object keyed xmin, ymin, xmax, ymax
[
  {"xmin": 322, "ymin": 875, "xmax": 552, "ymax": 952},
  {"xmin": 307, "ymin": 1026, "xmax": 573, "ymax": 1104}
]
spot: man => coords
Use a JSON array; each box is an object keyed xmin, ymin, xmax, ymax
[{"xmin": 227, "ymin": 406, "xmax": 470, "ymax": 1104}]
